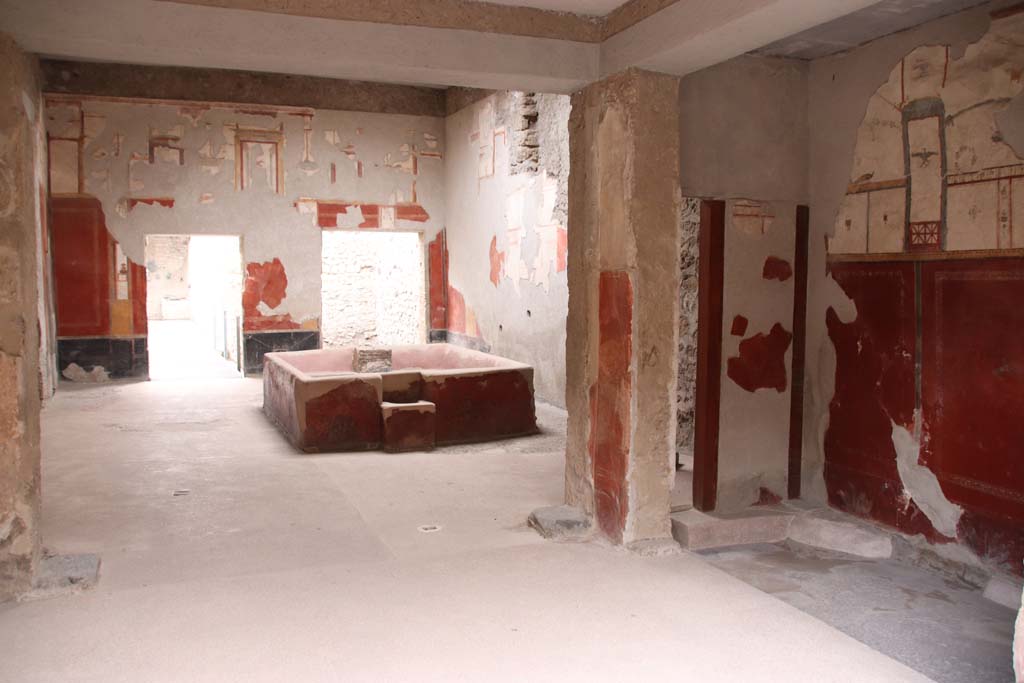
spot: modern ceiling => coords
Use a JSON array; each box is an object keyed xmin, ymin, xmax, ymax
[
  {"xmin": 756, "ymin": 0, "xmax": 990, "ymax": 59},
  {"xmin": 0, "ymin": 0, "xmax": 999, "ymax": 92}
]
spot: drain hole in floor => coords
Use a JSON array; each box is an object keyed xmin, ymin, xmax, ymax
[{"xmin": 418, "ymin": 524, "xmax": 441, "ymax": 533}]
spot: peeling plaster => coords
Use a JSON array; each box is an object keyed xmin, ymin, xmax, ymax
[
  {"xmin": 45, "ymin": 95, "xmax": 446, "ymax": 331},
  {"xmin": 891, "ymin": 417, "xmax": 962, "ymax": 539}
]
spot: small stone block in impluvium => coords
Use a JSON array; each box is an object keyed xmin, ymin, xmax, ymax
[
  {"xmin": 528, "ymin": 505, "xmax": 590, "ymax": 540},
  {"xmin": 354, "ymin": 348, "xmax": 392, "ymax": 373}
]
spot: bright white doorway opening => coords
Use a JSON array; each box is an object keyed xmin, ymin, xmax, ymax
[
  {"xmin": 321, "ymin": 230, "xmax": 426, "ymax": 347},
  {"xmin": 145, "ymin": 234, "xmax": 243, "ymax": 380}
]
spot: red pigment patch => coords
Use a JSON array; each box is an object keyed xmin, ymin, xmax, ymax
[
  {"xmin": 395, "ymin": 203, "xmax": 430, "ymax": 222},
  {"xmin": 489, "ymin": 236, "xmax": 505, "ymax": 287},
  {"xmin": 589, "ymin": 271, "xmax": 633, "ymax": 543},
  {"xmin": 755, "ymin": 487, "xmax": 782, "ymax": 506},
  {"xmin": 447, "ymin": 285, "xmax": 466, "ymax": 335},
  {"xmin": 556, "ymin": 227, "xmax": 567, "ymax": 273},
  {"xmin": 727, "ymin": 323, "xmax": 792, "ymax": 393},
  {"xmin": 427, "ymin": 231, "xmax": 448, "ymax": 330},
  {"xmin": 762, "ymin": 256, "xmax": 793, "ymax": 281},
  {"xmin": 127, "ymin": 197, "xmax": 175, "ymax": 211},
  {"xmin": 243, "ymin": 258, "xmax": 299, "ymax": 331},
  {"xmin": 730, "ymin": 315, "xmax": 748, "ymax": 337},
  {"xmin": 315, "ymin": 200, "xmax": 429, "ymax": 229}
]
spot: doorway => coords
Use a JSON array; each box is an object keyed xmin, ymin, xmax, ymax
[
  {"xmin": 321, "ymin": 230, "xmax": 426, "ymax": 347},
  {"xmin": 145, "ymin": 234, "xmax": 243, "ymax": 380}
]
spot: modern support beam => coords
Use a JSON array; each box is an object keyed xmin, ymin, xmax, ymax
[
  {"xmin": 0, "ymin": 0, "xmax": 599, "ymax": 94},
  {"xmin": 3, "ymin": 0, "xmax": 891, "ymax": 93},
  {"xmin": 565, "ymin": 69, "xmax": 680, "ymax": 544},
  {"xmin": 600, "ymin": 0, "xmax": 882, "ymax": 77}
]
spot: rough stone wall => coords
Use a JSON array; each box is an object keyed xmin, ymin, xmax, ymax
[
  {"xmin": 443, "ymin": 91, "xmax": 570, "ymax": 407},
  {"xmin": 0, "ymin": 33, "xmax": 45, "ymax": 601},
  {"xmin": 145, "ymin": 234, "xmax": 190, "ymax": 320},
  {"xmin": 321, "ymin": 230, "xmax": 425, "ymax": 347},
  {"xmin": 45, "ymin": 95, "xmax": 445, "ymax": 335},
  {"xmin": 675, "ymin": 196, "xmax": 700, "ymax": 463}
]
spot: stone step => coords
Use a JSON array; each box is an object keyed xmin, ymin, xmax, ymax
[
  {"xmin": 670, "ymin": 508, "xmax": 794, "ymax": 551},
  {"xmin": 787, "ymin": 514, "xmax": 893, "ymax": 559}
]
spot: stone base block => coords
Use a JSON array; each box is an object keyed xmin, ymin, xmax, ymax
[
  {"xmin": 787, "ymin": 514, "xmax": 893, "ymax": 559},
  {"xmin": 382, "ymin": 401, "xmax": 436, "ymax": 453},
  {"xmin": 24, "ymin": 552, "xmax": 101, "ymax": 601},
  {"xmin": 670, "ymin": 508, "xmax": 794, "ymax": 551},
  {"xmin": 528, "ymin": 505, "xmax": 590, "ymax": 541}
]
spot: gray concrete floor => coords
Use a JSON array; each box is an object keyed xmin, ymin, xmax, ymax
[
  {"xmin": 0, "ymin": 379, "xmax": 933, "ymax": 681},
  {"xmin": 702, "ymin": 543, "xmax": 1017, "ymax": 683}
]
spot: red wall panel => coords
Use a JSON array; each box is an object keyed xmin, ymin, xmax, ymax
[
  {"xmin": 920, "ymin": 258, "xmax": 1024, "ymax": 570},
  {"xmin": 825, "ymin": 262, "xmax": 940, "ymax": 539},
  {"xmin": 589, "ymin": 270, "xmax": 633, "ymax": 542},
  {"xmin": 51, "ymin": 197, "xmax": 112, "ymax": 337}
]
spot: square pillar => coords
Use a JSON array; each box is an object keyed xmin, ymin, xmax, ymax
[
  {"xmin": 0, "ymin": 33, "xmax": 44, "ymax": 600},
  {"xmin": 565, "ymin": 69, "xmax": 681, "ymax": 544}
]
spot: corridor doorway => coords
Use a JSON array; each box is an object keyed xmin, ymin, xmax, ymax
[{"xmin": 145, "ymin": 234, "xmax": 243, "ymax": 380}]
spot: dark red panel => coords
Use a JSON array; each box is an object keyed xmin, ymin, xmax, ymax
[
  {"xmin": 825, "ymin": 262, "xmax": 940, "ymax": 539},
  {"xmin": 694, "ymin": 200, "xmax": 725, "ymax": 512},
  {"xmin": 726, "ymin": 323, "xmax": 792, "ymax": 393},
  {"xmin": 589, "ymin": 270, "xmax": 633, "ymax": 542},
  {"xmin": 129, "ymin": 260, "xmax": 147, "ymax": 335},
  {"xmin": 788, "ymin": 206, "xmax": 809, "ymax": 499},
  {"xmin": 427, "ymin": 230, "xmax": 448, "ymax": 331},
  {"xmin": 421, "ymin": 370, "xmax": 537, "ymax": 445},
  {"xmin": 921, "ymin": 258, "xmax": 1024, "ymax": 573},
  {"xmin": 303, "ymin": 380, "xmax": 382, "ymax": 452},
  {"xmin": 730, "ymin": 315, "xmax": 748, "ymax": 337},
  {"xmin": 51, "ymin": 197, "xmax": 112, "ymax": 337}
]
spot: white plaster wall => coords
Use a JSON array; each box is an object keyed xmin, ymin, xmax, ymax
[
  {"xmin": 144, "ymin": 234, "xmax": 190, "ymax": 320},
  {"xmin": 678, "ymin": 55, "xmax": 807, "ymax": 510},
  {"xmin": 321, "ymin": 230, "xmax": 425, "ymax": 347},
  {"xmin": 443, "ymin": 92, "xmax": 570, "ymax": 407},
  {"xmin": 45, "ymin": 97, "xmax": 445, "ymax": 330},
  {"xmin": 717, "ymin": 200, "xmax": 797, "ymax": 510}
]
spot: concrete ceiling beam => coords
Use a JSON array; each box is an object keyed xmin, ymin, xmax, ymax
[
  {"xmin": 0, "ymin": 0, "xmax": 599, "ymax": 93},
  {"xmin": 601, "ymin": 0, "xmax": 883, "ymax": 77},
  {"xmin": 1, "ymin": 0, "xmax": 896, "ymax": 93}
]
